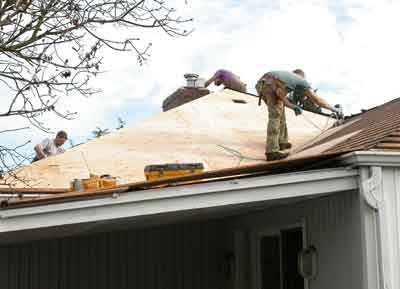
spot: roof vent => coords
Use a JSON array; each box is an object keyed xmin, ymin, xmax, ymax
[
  {"xmin": 184, "ymin": 73, "xmax": 205, "ymax": 88},
  {"xmin": 232, "ymin": 99, "xmax": 247, "ymax": 104}
]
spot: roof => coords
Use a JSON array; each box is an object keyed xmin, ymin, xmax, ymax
[
  {"xmin": 291, "ymin": 97, "xmax": 400, "ymax": 157},
  {"xmin": 8, "ymin": 89, "xmax": 335, "ymax": 189},
  {"xmin": 3, "ymin": 92, "xmax": 400, "ymax": 208}
]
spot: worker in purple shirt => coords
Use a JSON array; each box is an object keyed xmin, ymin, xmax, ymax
[{"xmin": 205, "ymin": 69, "xmax": 247, "ymax": 93}]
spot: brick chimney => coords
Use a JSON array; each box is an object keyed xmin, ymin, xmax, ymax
[{"xmin": 162, "ymin": 74, "xmax": 210, "ymax": 112}]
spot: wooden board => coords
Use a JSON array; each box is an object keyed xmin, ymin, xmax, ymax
[{"xmin": 12, "ymin": 89, "xmax": 336, "ymax": 188}]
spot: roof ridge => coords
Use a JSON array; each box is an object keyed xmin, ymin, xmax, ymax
[{"xmin": 354, "ymin": 97, "xmax": 400, "ymax": 116}]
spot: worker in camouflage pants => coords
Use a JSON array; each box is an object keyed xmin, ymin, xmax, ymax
[{"xmin": 256, "ymin": 70, "xmax": 340, "ymax": 161}]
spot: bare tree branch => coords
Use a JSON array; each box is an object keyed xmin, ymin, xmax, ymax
[
  {"xmin": 0, "ymin": 126, "xmax": 29, "ymax": 134},
  {"xmin": 0, "ymin": 0, "xmax": 192, "ymax": 123},
  {"xmin": 0, "ymin": 0, "xmax": 192, "ymax": 186}
]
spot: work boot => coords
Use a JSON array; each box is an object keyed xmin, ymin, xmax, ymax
[
  {"xmin": 266, "ymin": 151, "xmax": 289, "ymax": 161},
  {"xmin": 279, "ymin": 142, "xmax": 292, "ymax": 150}
]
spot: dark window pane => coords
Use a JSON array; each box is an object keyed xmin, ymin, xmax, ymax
[
  {"xmin": 260, "ymin": 235, "xmax": 281, "ymax": 289},
  {"xmin": 281, "ymin": 228, "xmax": 304, "ymax": 289}
]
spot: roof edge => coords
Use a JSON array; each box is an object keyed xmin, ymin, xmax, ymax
[
  {"xmin": 0, "ymin": 167, "xmax": 358, "ymax": 234},
  {"xmin": 1, "ymin": 152, "xmax": 343, "ymax": 208},
  {"xmin": 339, "ymin": 151, "xmax": 400, "ymax": 167}
]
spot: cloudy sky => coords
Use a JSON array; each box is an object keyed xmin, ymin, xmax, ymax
[{"xmin": 2, "ymin": 0, "xmax": 400, "ymax": 154}]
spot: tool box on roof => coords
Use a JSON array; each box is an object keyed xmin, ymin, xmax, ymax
[{"xmin": 144, "ymin": 163, "xmax": 204, "ymax": 181}]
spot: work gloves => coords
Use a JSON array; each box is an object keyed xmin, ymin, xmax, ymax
[{"xmin": 293, "ymin": 106, "xmax": 303, "ymax": 116}]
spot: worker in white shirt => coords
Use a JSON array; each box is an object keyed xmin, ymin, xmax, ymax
[{"xmin": 33, "ymin": 131, "xmax": 68, "ymax": 162}]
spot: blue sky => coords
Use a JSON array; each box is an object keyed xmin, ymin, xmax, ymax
[{"xmin": 1, "ymin": 0, "xmax": 400, "ymax": 156}]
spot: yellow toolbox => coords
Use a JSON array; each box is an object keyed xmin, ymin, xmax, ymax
[
  {"xmin": 70, "ymin": 174, "xmax": 117, "ymax": 192},
  {"xmin": 144, "ymin": 163, "xmax": 204, "ymax": 181}
]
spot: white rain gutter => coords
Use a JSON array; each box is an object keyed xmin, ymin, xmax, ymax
[{"xmin": 0, "ymin": 167, "xmax": 358, "ymax": 233}]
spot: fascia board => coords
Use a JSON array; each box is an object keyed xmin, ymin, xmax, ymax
[{"xmin": 0, "ymin": 168, "xmax": 358, "ymax": 233}]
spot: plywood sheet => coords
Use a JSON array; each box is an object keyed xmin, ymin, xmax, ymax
[{"xmin": 12, "ymin": 90, "xmax": 335, "ymax": 188}]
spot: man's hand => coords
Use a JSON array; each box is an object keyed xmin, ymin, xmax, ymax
[
  {"xmin": 283, "ymin": 98, "xmax": 302, "ymax": 116},
  {"xmin": 293, "ymin": 106, "xmax": 303, "ymax": 116},
  {"xmin": 34, "ymin": 145, "xmax": 46, "ymax": 160},
  {"xmin": 331, "ymin": 105, "xmax": 344, "ymax": 118}
]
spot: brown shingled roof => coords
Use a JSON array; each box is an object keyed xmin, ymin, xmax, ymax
[
  {"xmin": 300, "ymin": 98, "xmax": 400, "ymax": 154},
  {"xmin": 374, "ymin": 128, "xmax": 400, "ymax": 150}
]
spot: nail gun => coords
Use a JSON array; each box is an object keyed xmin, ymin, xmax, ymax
[{"xmin": 333, "ymin": 104, "xmax": 344, "ymax": 118}]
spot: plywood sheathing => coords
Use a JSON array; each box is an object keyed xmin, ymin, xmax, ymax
[{"xmin": 12, "ymin": 89, "xmax": 335, "ymax": 188}]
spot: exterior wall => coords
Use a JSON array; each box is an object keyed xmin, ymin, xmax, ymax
[
  {"xmin": 231, "ymin": 191, "xmax": 364, "ymax": 289},
  {"xmin": 0, "ymin": 189, "xmax": 372, "ymax": 289},
  {"xmin": 380, "ymin": 167, "xmax": 400, "ymax": 289},
  {"xmin": 0, "ymin": 220, "xmax": 228, "ymax": 289}
]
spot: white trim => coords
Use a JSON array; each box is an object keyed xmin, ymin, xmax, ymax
[
  {"xmin": 0, "ymin": 168, "xmax": 358, "ymax": 233},
  {"xmin": 390, "ymin": 169, "xmax": 400, "ymax": 288},
  {"xmin": 344, "ymin": 151, "xmax": 400, "ymax": 289},
  {"xmin": 361, "ymin": 166, "xmax": 383, "ymax": 210},
  {"xmin": 340, "ymin": 151, "xmax": 400, "ymax": 167},
  {"xmin": 359, "ymin": 166, "xmax": 385, "ymax": 289}
]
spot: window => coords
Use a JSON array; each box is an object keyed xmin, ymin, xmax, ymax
[{"xmin": 259, "ymin": 228, "xmax": 304, "ymax": 289}]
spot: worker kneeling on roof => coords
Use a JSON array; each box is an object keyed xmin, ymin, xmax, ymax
[
  {"xmin": 32, "ymin": 130, "xmax": 68, "ymax": 162},
  {"xmin": 256, "ymin": 69, "xmax": 340, "ymax": 161},
  {"xmin": 205, "ymin": 69, "xmax": 247, "ymax": 93}
]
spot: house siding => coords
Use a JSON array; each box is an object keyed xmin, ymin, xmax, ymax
[
  {"xmin": 380, "ymin": 167, "xmax": 400, "ymax": 289},
  {"xmin": 0, "ymin": 220, "xmax": 228, "ymax": 289},
  {"xmin": 0, "ymin": 183, "xmax": 373, "ymax": 289},
  {"xmin": 231, "ymin": 191, "xmax": 364, "ymax": 289}
]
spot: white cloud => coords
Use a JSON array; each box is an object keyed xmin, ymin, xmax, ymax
[{"xmin": 1, "ymin": 0, "xmax": 400, "ymax": 148}]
